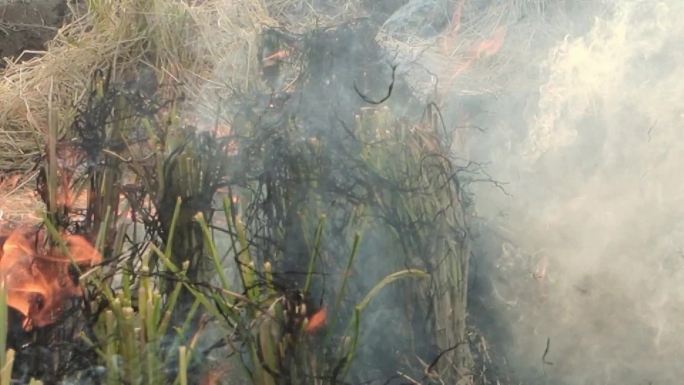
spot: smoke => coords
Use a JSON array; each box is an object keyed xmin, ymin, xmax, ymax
[{"xmin": 461, "ymin": 1, "xmax": 684, "ymax": 383}]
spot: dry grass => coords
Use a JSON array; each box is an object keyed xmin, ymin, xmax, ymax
[
  {"xmin": 0, "ymin": 0, "xmax": 539, "ymax": 171},
  {"xmin": 0, "ymin": 173, "xmax": 43, "ymax": 224},
  {"xmin": 0, "ymin": 0, "xmax": 276, "ymax": 173},
  {"xmin": 0, "ymin": 0, "xmax": 290, "ymax": 229}
]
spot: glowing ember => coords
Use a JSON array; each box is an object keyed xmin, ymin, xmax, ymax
[
  {"xmin": 262, "ymin": 49, "xmax": 289, "ymax": 67},
  {"xmin": 200, "ymin": 364, "xmax": 230, "ymax": 385},
  {"xmin": 304, "ymin": 307, "xmax": 327, "ymax": 334},
  {"xmin": 0, "ymin": 229, "xmax": 101, "ymax": 330}
]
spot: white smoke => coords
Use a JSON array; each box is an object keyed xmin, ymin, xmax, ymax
[{"xmin": 464, "ymin": 1, "xmax": 684, "ymax": 383}]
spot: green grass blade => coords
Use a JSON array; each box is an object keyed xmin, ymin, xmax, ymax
[
  {"xmin": 339, "ymin": 268, "xmax": 429, "ymax": 379},
  {"xmin": 0, "ymin": 282, "xmax": 6, "ymax": 370},
  {"xmin": 195, "ymin": 213, "xmax": 230, "ymax": 290},
  {"xmin": 303, "ymin": 216, "xmax": 325, "ymax": 296},
  {"xmin": 357, "ymin": 269, "xmax": 428, "ymax": 312},
  {"xmin": 165, "ymin": 197, "xmax": 183, "ymax": 259}
]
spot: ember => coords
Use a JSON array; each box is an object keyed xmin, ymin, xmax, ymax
[
  {"xmin": 304, "ymin": 307, "xmax": 327, "ymax": 334},
  {"xmin": 0, "ymin": 229, "xmax": 100, "ymax": 330}
]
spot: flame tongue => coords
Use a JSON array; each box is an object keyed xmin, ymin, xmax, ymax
[
  {"xmin": 0, "ymin": 229, "xmax": 101, "ymax": 330},
  {"xmin": 304, "ymin": 307, "xmax": 327, "ymax": 334},
  {"xmin": 0, "ymin": 231, "xmax": 45, "ymax": 319}
]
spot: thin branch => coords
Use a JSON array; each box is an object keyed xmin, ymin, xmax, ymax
[{"xmin": 354, "ymin": 64, "xmax": 397, "ymax": 105}]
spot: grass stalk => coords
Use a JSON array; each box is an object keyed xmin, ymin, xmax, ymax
[
  {"xmin": 195, "ymin": 212, "xmax": 230, "ymax": 290},
  {"xmin": 0, "ymin": 283, "xmax": 9, "ymax": 385},
  {"xmin": 0, "ymin": 282, "xmax": 6, "ymax": 370},
  {"xmin": 339, "ymin": 269, "xmax": 429, "ymax": 379},
  {"xmin": 0, "ymin": 350, "xmax": 13, "ymax": 385},
  {"xmin": 303, "ymin": 216, "xmax": 326, "ymax": 296},
  {"xmin": 178, "ymin": 346, "xmax": 188, "ymax": 385}
]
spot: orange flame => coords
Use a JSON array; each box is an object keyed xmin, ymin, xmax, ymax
[
  {"xmin": 472, "ymin": 26, "xmax": 507, "ymax": 59},
  {"xmin": 263, "ymin": 50, "xmax": 290, "ymax": 66},
  {"xmin": 200, "ymin": 364, "xmax": 230, "ymax": 385},
  {"xmin": 440, "ymin": 0, "xmax": 465, "ymax": 53},
  {"xmin": 0, "ymin": 229, "xmax": 101, "ymax": 330},
  {"xmin": 304, "ymin": 307, "xmax": 327, "ymax": 334},
  {"xmin": 444, "ymin": 26, "xmax": 508, "ymax": 90}
]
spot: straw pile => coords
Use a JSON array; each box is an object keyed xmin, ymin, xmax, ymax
[
  {"xmin": 0, "ymin": 0, "xmax": 517, "ymax": 171},
  {"xmin": 0, "ymin": 0, "xmax": 277, "ymax": 173}
]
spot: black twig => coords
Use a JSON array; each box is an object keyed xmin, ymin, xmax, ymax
[
  {"xmin": 426, "ymin": 341, "xmax": 468, "ymax": 374},
  {"xmin": 542, "ymin": 337, "xmax": 554, "ymax": 366},
  {"xmin": 353, "ymin": 64, "xmax": 397, "ymax": 105}
]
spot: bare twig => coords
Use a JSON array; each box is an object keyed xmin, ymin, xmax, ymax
[
  {"xmin": 353, "ymin": 64, "xmax": 397, "ymax": 105},
  {"xmin": 426, "ymin": 342, "xmax": 468, "ymax": 374},
  {"xmin": 542, "ymin": 337, "xmax": 554, "ymax": 366}
]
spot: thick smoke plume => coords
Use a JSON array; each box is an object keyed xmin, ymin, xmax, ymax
[{"xmin": 462, "ymin": 1, "xmax": 684, "ymax": 384}]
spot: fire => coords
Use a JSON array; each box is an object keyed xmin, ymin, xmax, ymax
[
  {"xmin": 472, "ymin": 26, "xmax": 507, "ymax": 59},
  {"xmin": 304, "ymin": 307, "xmax": 327, "ymax": 334},
  {"xmin": 442, "ymin": 25, "xmax": 508, "ymax": 88},
  {"xmin": 200, "ymin": 364, "xmax": 230, "ymax": 385},
  {"xmin": 262, "ymin": 49, "xmax": 289, "ymax": 66},
  {"xmin": 0, "ymin": 229, "xmax": 101, "ymax": 330}
]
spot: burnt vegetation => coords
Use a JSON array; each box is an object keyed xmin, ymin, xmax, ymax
[{"xmin": 0, "ymin": 1, "xmax": 513, "ymax": 384}]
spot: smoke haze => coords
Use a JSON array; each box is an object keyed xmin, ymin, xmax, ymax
[{"xmin": 458, "ymin": 1, "xmax": 684, "ymax": 384}]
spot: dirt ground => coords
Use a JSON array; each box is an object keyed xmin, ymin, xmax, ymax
[{"xmin": 0, "ymin": 0, "xmax": 67, "ymax": 67}]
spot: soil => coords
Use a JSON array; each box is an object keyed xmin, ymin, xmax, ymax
[{"xmin": 0, "ymin": 0, "xmax": 67, "ymax": 67}]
